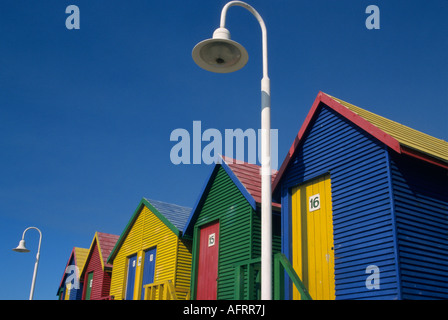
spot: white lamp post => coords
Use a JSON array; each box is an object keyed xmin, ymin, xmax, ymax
[
  {"xmin": 192, "ymin": 1, "xmax": 273, "ymax": 300},
  {"xmin": 13, "ymin": 227, "xmax": 42, "ymax": 300}
]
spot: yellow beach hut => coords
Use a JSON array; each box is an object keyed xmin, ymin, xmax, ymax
[{"xmin": 107, "ymin": 198, "xmax": 192, "ymax": 300}]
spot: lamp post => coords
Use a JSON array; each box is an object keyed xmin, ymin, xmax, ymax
[
  {"xmin": 192, "ymin": 1, "xmax": 273, "ymax": 300},
  {"xmin": 13, "ymin": 227, "xmax": 43, "ymax": 300}
]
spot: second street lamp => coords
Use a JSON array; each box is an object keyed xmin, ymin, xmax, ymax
[
  {"xmin": 192, "ymin": 1, "xmax": 273, "ymax": 300},
  {"xmin": 12, "ymin": 226, "xmax": 43, "ymax": 300}
]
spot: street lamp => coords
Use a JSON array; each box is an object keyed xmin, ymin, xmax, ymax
[
  {"xmin": 192, "ymin": 1, "xmax": 273, "ymax": 300},
  {"xmin": 12, "ymin": 227, "xmax": 43, "ymax": 300}
]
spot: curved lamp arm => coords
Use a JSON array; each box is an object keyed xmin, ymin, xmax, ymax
[
  {"xmin": 21, "ymin": 227, "xmax": 43, "ymax": 255},
  {"xmin": 219, "ymin": 1, "xmax": 271, "ymax": 175},
  {"xmin": 219, "ymin": 1, "xmax": 269, "ymax": 78}
]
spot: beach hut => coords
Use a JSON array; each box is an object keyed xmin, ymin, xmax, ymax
[
  {"xmin": 107, "ymin": 198, "xmax": 192, "ymax": 300},
  {"xmin": 79, "ymin": 232, "xmax": 119, "ymax": 300},
  {"xmin": 272, "ymin": 91, "xmax": 448, "ymax": 300},
  {"xmin": 183, "ymin": 156, "xmax": 281, "ymax": 300},
  {"xmin": 57, "ymin": 247, "xmax": 89, "ymax": 300}
]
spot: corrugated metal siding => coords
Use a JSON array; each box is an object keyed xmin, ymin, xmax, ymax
[
  {"xmin": 69, "ymin": 284, "xmax": 83, "ymax": 300},
  {"xmin": 142, "ymin": 206, "xmax": 177, "ymax": 284},
  {"xmin": 251, "ymin": 210, "xmax": 281, "ymax": 299},
  {"xmin": 109, "ymin": 205, "xmax": 191, "ymax": 300},
  {"xmin": 82, "ymin": 241, "xmax": 105, "ymax": 300},
  {"xmin": 280, "ymin": 106, "xmax": 399, "ymax": 299},
  {"xmin": 103, "ymin": 271, "xmax": 112, "ymax": 298},
  {"xmin": 194, "ymin": 166, "xmax": 252, "ymax": 300},
  {"xmin": 251, "ymin": 210, "xmax": 281, "ymax": 259},
  {"xmin": 390, "ymin": 153, "xmax": 448, "ymax": 299},
  {"xmin": 175, "ymin": 238, "xmax": 192, "ymax": 299}
]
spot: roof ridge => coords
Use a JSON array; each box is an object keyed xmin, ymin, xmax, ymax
[
  {"xmin": 222, "ymin": 155, "xmax": 279, "ymax": 174},
  {"xmin": 325, "ymin": 93, "xmax": 448, "ymax": 143},
  {"xmin": 324, "ymin": 93, "xmax": 448, "ymax": 162},
  {"xmin": 273, "ymin": 91, "xmax": 448, "ymax": 194},
  {"xmin": 143, "ymin": 198, "xmax": 191, "ymax": 209}
]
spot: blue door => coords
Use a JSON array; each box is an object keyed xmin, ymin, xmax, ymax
[
  {"xmin": 141, "ymin": 247, "xmax": 157, "ymax": 299},
  {"xmin": 125, "ymin": 254, "xmax": 137, "ymax": 300}
]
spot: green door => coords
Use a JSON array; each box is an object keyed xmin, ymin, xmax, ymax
[{"xmin": 85, "ymin": 272, "xmax": 94, "ymax": 300}]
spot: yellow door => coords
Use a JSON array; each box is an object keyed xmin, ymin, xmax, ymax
[{"xmin": 291, "ymin": 174, "xmax": 335, "ymax": 300}]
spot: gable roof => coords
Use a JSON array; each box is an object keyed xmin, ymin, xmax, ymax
[
  {"xmin": 107, "ymin": 198, "xmax": 191, "ymax": 263},
  {"xmin": 273, "ymin": 91, "xmax": 448, "ymax": 193},
  {"xmin": 182, "ymin": 155, "xmax": 280, "ymax": 237},
  {"xmin": 57, "ymin": 247, "xmax": 89, "ymax": 293},
  {"xmin": 147, "ymin": 198, "xmax": 191, "ymax": 233},
  {"xmin": 80, "ymin": 232, "xmax": 119, "ymax": 277},
  {"xmin": 96, "ymin": 232, "xmax": 119, "ymax": 268},
  {"xmin": 328, "ymin": 94, "xmax": 448, "ymax": 163},
  {"xmin": 222, "ymin": 156, "xmax": 279, "ymax": 207}
]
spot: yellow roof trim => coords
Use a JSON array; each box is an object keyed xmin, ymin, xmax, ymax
[
  {"xmin": 326, "ymin": 94, "xmax": 448, "ymax": 163},
  {"xmin": 79, "ymin": 232, "xmax": 105, "ymax": 277}
]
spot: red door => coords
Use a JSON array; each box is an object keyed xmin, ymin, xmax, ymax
[{"xmin": 196, "ymin": 221, "xmax": 219, "ymax": 300}]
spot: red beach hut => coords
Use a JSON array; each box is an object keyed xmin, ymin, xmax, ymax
[{"xmin": 80, "ymin": 232, "xmax": 119, "ymax": 300}]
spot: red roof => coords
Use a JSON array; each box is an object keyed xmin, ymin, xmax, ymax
[
  {"xmin": 96, "ymin": 232, "xmax": 119, "ymax": 269},
  {"xmin": 222, "ymin": 156, "xmax": 281, "ymax": 208}
]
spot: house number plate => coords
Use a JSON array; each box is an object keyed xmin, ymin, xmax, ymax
[
  {"xmin": 309, "ymin": 194, "xmax": 321, "ymax": 212},
  {"xmin": 208, "ymin": 233, "xmax": 216, "ymax": 247}
]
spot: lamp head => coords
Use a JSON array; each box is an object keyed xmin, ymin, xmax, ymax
[
  {"xmin": 192, "ymin": 27, "xmax": 248, "ymax": 73},
  {"xmin": 13, "ymin": 240, "xmax": 30, "ymax": 253}
]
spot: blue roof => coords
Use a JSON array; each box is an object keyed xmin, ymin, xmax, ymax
[
  {"xmin": 143, "ymin": 198, "xmax": 191, "ymax": 232},
  {"xmin": 107, "ymin": 198, "xmax": 192, "ymax": 263}
]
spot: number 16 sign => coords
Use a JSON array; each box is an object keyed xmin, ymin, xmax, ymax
[{"xmin": 309, "ymin": 194, "xmax": 321, "ymax": 212}]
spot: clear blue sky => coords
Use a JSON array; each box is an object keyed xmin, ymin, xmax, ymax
[{"xmin": 0, "ymin": 0, "xmax": 446, "ymax": 300}]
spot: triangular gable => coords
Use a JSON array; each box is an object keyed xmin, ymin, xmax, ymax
[
  {"xmin": 57, "ymin": 247, "xmax": 89, "ymax": 293},
  {"xmin": 80, "ymin": 232, "xmax": 119, "ymax": 278},
  {"xmin": 273, "ymin": 91, "xmax": 448, "ymax": 194},
  {"xmin": 74, "ymin": 247, "xmax": 89, "ymax": 270},
  {"xmin": 182, "ymin": 156, "xmax": 280, "ymax": 237},
  {"xmin": 107, "ymin": 198, "xmax": 191, "ymax": 264}
]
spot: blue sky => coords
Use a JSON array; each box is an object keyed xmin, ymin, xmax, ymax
[{"xmin": 0, "ymin": 0, "xmax": 446, "ymax": 300}]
